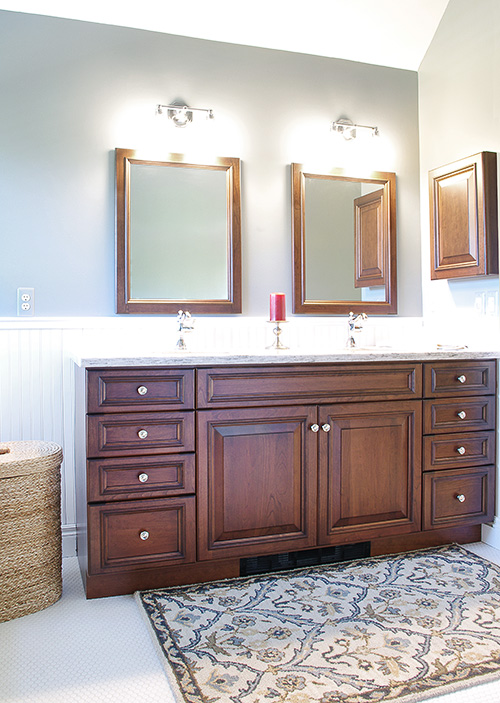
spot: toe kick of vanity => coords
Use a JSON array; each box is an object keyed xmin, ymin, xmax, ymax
[{"xmin": 75, "ymin": 358, "xmax": 497, "ymax": 597}]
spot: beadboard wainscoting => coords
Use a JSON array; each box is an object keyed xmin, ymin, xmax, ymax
[
  {"xmin": 1, "ymin": 317, "xmax": 499, "ymax": 558},
  {"xmin": 0, "ymin": 325, "xmax": 81, "ymax": 556}
]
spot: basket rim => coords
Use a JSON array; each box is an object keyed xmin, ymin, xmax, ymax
[{"xmin": 0, "ymin": 441, "xmax": 63, "ymax": 479}]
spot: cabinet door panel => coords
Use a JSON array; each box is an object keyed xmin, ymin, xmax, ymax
[
  {"xmin": 319, "ymin": 401, "xmax": 421, "ymax": 542},
  {"xmin": 197, "ymin": 406, "xmax": 317, "ymax": 560},
  {"xmin": 429, "ymin": 151, "xmax": 497, "ymax": 279}
]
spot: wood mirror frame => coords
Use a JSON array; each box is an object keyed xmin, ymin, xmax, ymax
[
  {"xmin": 116, "ymin": 149, "xmax": 242, "ymax": 314},
  {"xmin": 292, "ymin": 164, "xmax": 397, "ymax": 314}
]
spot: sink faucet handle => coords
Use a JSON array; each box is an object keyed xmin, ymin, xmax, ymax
[
  {"xmin": 347, "ymin": 312, "xmax": 368, "ymax": 348},
  {"xmin": 176, "ymin": 310, "xmax": 195, "ymax": 351},
  {"xmin": 348, "ymin": 311, "xmax": 368, "ymax": 330},
  {"xmin": 177, "ymin": 309, "xmax": 195, "ymax": 331}
]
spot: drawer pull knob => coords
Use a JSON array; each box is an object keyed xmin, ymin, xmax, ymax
[
  {"xmin": 139, "ymin": 530, "xmax": 150, "ymax": 540},
  {"xmin": 457, "ymin": 411, "xmax": 467, "ymax": 420},
  {"xmin": 138, "ymin": 473, "xmax": 149, "ymax": 483},
  {"xmin": 321, "ymin": 423, "xmax": 331, "ymax": 433},
  {"xmin": 138, "ymin": 429, "xmax": 148, "ymax": 439},
  {"xmin": 457, "ymin": 374, "xmax": 467, "ymax": 384},
  {"xmin": 456, "ymin": 494, "xmax": 466, "ymax": 503},
  {"xmin": 310, "ymin": 424, "xmax": 320, "ymax": 433},
  {"xmin": 457, "ymin": 446, "xmax": 466, "ymax": 455},
  {"xmin": 137, "ymin": 386, "xmax": 148, "ymax": 396}
]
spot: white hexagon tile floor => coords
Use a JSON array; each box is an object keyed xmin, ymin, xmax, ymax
[{"xmin": 2, "ymin": 543, "xmax": 500, "ymax": 703}]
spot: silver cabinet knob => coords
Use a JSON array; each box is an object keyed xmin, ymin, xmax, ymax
[
  {"xmin": 138, "ymin": 473, "xmax": 149, "ymax": 483},
  {"xmin": 137, "ymin": 386, "xmax": 148, "ymax": 396},
  {"xmin": 139, "ymin": 530, "xmax": 150, "ymax": 540},
  {"xmin": 457, "ymin": 446, "xmax": 466, "ymax": 455},
  {"xmin": 456, "ymin": 494, "xmax": 466, "ymax": 503},
  {"xmin": 138, "ymin": 429, "xmax": 148, "ymax": 439},
  {"xmin": 310, "ymin": 424, "xmax": 320, "ymax": 433},
  {"xmin": 321, "ymin": 423, "xmax": 331, "ymax": 433},
  {"xmin": 457, "ymin": 374, "xmax": 467, "ymax": 384},
  {"xmin": 457, "ymin": 411, "xmax": 467, "ymax": 420}
]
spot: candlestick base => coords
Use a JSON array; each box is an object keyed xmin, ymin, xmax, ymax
[{"xmin": 266, "ymin": 321, "xmax": 289, "ymax": 350}]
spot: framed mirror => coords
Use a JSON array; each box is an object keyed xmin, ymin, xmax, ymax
[
  {"xmin": 116, "ymin": 149, "xmax": 241, "ymax": 314},
  {"xmin": 292, "ymin": 164, "xmax": 397, "ymax": 314}
]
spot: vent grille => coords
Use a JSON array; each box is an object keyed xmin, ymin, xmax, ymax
[{"xmin": 240, "ymin": 542, "xmax": 370, "ymax": 577}]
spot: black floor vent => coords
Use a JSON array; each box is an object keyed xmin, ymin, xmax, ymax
[{"xmin": 240, "ymin": 542, "xmax": 370, "ymax": 577}]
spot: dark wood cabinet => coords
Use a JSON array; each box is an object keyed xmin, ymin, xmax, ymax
[
  {"xmin": 422, "ymin": 466, "xmax": 494, "ymax": 530},
  {"xmin": 422, "ymin": 361, "xmax": 496, "ymax": 531},
  {"xmin": 76, "ymin": 358, "xmax": 496, "ymax": 598},
  {"xmin": 429, "ymin": 152, "xmax": 498, "ymax": 279},
  {"xmin": 318, "ymin": 401, "xmax": 421, "ymax": 542},
  {"xmin": 88, "ymin": 497, "xmax": 196, "ymax": 573},
  {"xmin": 197, "ymin": 406, "xmax": 317, "ymax": 559}
]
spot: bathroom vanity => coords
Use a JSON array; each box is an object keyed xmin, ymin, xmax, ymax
[{"xmin": 75, "ymin": 351, "xmax": 497, "ymax": 597}]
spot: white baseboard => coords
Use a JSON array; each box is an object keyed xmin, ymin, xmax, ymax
[
  {"xmin": 482, "ymin": 518, "xmax": 500, "ymax": 550},
  {"xmin": 62, "ymin": 523, "xmax": 77, "ymax": 558}
]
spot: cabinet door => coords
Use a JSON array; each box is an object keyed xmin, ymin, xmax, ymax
[
  {"xmin": 318, "ymin": 401, "xmax": 421, "ymax": 543},
  {"xmin": 197, "ymin": 406, "xmax": 318, "ymax": 560},
  {"xmin": 429, "ymin": 151, "xmax": 498, "ymax": 279}
]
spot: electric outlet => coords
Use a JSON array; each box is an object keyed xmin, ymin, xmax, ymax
[{"xmin": 17, "ymin": 287, "xmax": 34, "ymax": 316}]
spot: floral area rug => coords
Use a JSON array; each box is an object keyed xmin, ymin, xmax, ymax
[{"xmin": 135, "ymin": 545, "xmax": 500, "ymax": 703}]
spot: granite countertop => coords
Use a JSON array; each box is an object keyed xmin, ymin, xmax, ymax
[{"xmin": 74, "ymin": 345, "xmax": 500, "ymax": 367}]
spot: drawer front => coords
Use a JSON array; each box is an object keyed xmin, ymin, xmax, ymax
[
  {"xmin": 88, "ymin": 497, "xmax": 196, "ymax": 573},
  {"xmin": 423, "ymin": 396, "xmax": 496, "ymax": 434},
  {"xmin": 87, "ymin": 411, "xmax": 195, "ymax": 457},
  {"xmin": 87, "ymin": 368, "xmax": 195, "ymax": 413},
  {"xmin": 197, "ymin": 363, "xmax": 422, "ymax": 408},
  {"xmin": 87, "ymin": 454, "xmax": 195, "ymax": 502},
  {"xmin": 423, "ymin": 360, "xmax": 496, "ymax": 397},
  {"xmin": 423, "ymin": 431, "xmax": 495, "ymax": 470},
  {"xmin": 422, "ymin": 466, "xmax": 495, "ymax": 530}
]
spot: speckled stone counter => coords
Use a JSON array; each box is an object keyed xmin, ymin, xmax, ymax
[{"xmin": 74, "ymin": 346, "xmax": 500, "ymax": 367}]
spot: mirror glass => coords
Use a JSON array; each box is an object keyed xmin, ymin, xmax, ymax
[
  {"xmin": 292, "ymin": 164, "xmax": 397, "ymax": 314},
  {"xmin": 116, "ymin": 149, "xmax": 241, "ymax": 314}
]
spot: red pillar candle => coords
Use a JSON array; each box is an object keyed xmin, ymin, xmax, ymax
[{"xmin": 270, "ymin": 292, "xmax": 286, "ymax": 321}]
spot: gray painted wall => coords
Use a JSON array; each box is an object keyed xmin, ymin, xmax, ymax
[
  {"xmin": 0, "ymin": 10, "xmax": 421, "ymax": 317},
  {"xmin": 419, "ymin": 0, "xmax": 500, "ymax": 320}
]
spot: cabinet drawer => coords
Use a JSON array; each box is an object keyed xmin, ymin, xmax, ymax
[
  {"xmin": 87, "ymin": 368, "xmax": 195, "ymax": 413},
  {"xmin": 87, "ymin": 411, "xmax": 195, "ymax": 457},
  {"xmin": 197, "ymin": 363, "xmax": 421, "ymax": 408},
  {"xmin": 88, "ymin": 497, "xmax": 196, "ymax": 574},
  {"xmin": 87, "ymin": 454, "xmax": 195, "ymax": 502},
  {"xmin": 423, "ymin": 431, "xmax": 495, "ymax": 471},
  {"xmin": 422, "ymin": 466, "xmax": 495, "ymax": 530},
  {"xmin": 423, "ymin": 396, "xmax": 495, "ymax": 434},
  {"xmin": 423, "ymin": 360, "xmax": 496, "ymax": 397}
]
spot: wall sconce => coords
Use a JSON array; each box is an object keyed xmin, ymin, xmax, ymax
[
  {"xmin": 331, "ymin": 118, "xmax": 379, "ymax": 140},
  {"xmin": 156, "ymin": 102, "xmax": 214, "ymax": 127}
]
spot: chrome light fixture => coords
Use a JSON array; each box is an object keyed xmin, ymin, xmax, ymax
[
  {"xmin": 331, "ymin": 118, "xmax": 379, "ymax": 140},
  {"xmin": 156, "ymin": 102, "xmax": 214, "ymax": 127}
]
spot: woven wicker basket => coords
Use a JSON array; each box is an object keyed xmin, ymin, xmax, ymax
[{"xmin": 0, "ymin": 440, "xmax": 63, "ymax": 622}]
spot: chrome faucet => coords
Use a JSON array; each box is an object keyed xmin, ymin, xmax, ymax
[
  {"xmin": 347, "ymin": 312, "xmax": 367, "ymax": 348},
  {"xmin": 176, "ymin": 310, "xmax": 195, "ymax": 351}
]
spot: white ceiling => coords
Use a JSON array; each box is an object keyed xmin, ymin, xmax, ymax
[{"xmin": 0, "ymin": 0, "xmax": 450, "ymax": 70}]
